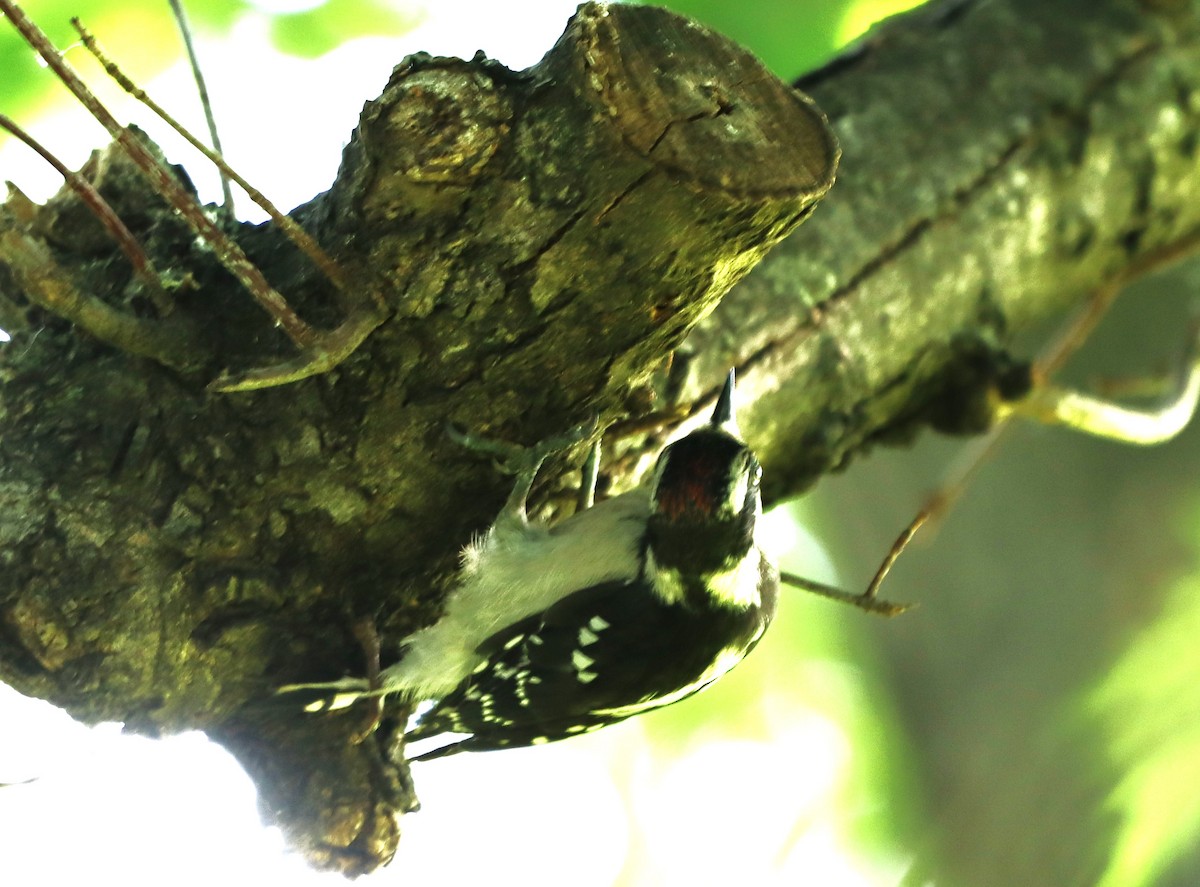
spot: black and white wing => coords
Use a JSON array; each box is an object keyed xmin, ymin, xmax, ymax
[{"xmin": 406, "ymin": 577, "xmax": 771, "ymax": 760}]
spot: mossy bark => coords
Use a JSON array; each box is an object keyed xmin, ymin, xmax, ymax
[
  {"xmin": 0, "ymin": 0, "xmax": 1198, "ymax": 875},
  {"xmin": 0, "ymin": 2, "xmax": 836, "ymax": 873}
]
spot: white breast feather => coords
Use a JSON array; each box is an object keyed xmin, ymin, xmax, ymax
[
  {"xmin": 381, "ymin": 488, "xmax": 651, "ymax": 700},
  {"xmin": 647, "ymin": 546, "xmax": 763, "ymax": 609}
]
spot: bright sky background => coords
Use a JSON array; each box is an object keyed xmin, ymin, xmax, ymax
[
  {"xmin": 0, "ymin": 0, "xmax": 584, "ymax": 217},
  {"xmin": 0, "ymin": 1, "xmax": 922, "ymax": 884}
]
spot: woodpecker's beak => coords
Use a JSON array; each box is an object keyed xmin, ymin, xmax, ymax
[{"xmin": 710, "ymin": 369, "xmax": 740, "ymax": 437}]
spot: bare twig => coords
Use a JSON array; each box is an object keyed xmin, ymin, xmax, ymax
[
  {"xmin": 1, "ymin": 0, "xmax": 317, "ymax": 349},
  {"xmin": 779, "ymin": 569, "xmax": 912, "ymax": 616},
  {"xmin": 70, "ymin": 16, "xmax": 352, "ymax": 295},
  {"xmin": 1038, "ymin": 230, "xmax": 1200, "ymax": 379},
  {"xmin": 3, "ymin": 0, "xmax": 393, "ymax": 389},
  {"xmin": 1005, "ymin": 316, "xmax": 1200, "ymax": 445},
  {"xmin": 867, "ymin": 225, "xmax": 1200, "ymax": 584},
  {"xmin": 0, "ymin": 112, "xmax": 171, "ymax": 315},
  {"xmin": 166, "ymin": 0, "xmax": 235, "ymax": 226}
]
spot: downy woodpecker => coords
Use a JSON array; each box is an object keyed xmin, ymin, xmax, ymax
[{"xmin": 286, "ymin": 370, "xmax": 778, "ymax": 760}]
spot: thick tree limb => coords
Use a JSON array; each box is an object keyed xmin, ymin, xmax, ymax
[
  {"xmin": 692, "ymin": 0, "xmax": 1200, "ymax": 499},
  {"xmin": 0, "ymin": 0, "xmax": 1196, "ymax": 875},
  {"xmin": 0, "ymin": 2, "xmax": 834, "ymax": 873}
]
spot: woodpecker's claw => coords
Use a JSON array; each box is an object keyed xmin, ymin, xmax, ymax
[
  {"xmin": 446, "ymin": 415, "xmax": 599, "ymax": 475},
  {"xmin": 448, "ymin": 415, "xmax": 600, "ymax": 524}
]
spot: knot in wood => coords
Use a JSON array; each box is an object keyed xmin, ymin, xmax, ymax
[{"xmin": 376, "ymin": 61, "xmax": 512, "ymax": 186}]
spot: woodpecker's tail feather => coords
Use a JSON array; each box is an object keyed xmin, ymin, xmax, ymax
[{"xmin": 275, "ymin": 677, "xmax": 379, "ymax": 713}]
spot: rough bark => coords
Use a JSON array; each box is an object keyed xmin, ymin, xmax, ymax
[
  {"xmin": 694, "ymin": 0, "xmax": 1200, "ymax": 500},
  {"xmin": 0, "ymin": 2, "xmax": 836, "ymax": 873},
  {"xmin": 0, "ymin": 0, "xmax": 1196, "ymax": 876}
]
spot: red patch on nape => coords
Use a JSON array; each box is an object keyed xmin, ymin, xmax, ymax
[{"xmin": 655, "ymin": 457, "xmax": 719, "ymax": 520}]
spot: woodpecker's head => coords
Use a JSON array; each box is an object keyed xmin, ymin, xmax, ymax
[{"xmin": 647, "ymin": 370, "xmax": 763, "ymax": 577}]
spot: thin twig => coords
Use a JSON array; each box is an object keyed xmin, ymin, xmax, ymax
[
  {"xmin": 0, "ymin": 0, "xmax": 316, "ymax": 348},
  {"xmin": 69, "ymin": 16, "xmax": 352, "ymax": 295},
  {"xmin": 778, "ymin": 570, "xmax": 911, "ymax": 616},
  {"xmin": 606, "ymin": 404, "xmax": 691, "ymax": 437},
  {"xmin": 166, "ymin": 0, "xmax": 235, "ymax": 226},
  {"xmin": 876, "ymin": 225, "xmax": 1200, "ymax": 575},
  {"xmin": 0, "ymin": 112, "xmax": 171, "ymax": 314},
  {"xmin": 1038, "ymin": 230, "xmax": 1200, "ymax": 380},
  {"xmin": 60, "ymin": 6, "xmax": 391, "ymax": 389}
]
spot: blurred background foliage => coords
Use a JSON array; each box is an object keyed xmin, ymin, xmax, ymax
[{"xmin": 2, "ymin": 1, "xmax": 1200, "ymax": 885}]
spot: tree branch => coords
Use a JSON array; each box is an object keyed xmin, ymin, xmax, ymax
[
  {"xmin": 0, "ymin": 1, "xmax": 835, "ymax": 873},
  {"xmin": 690, "ymin": 0, "xmax": 1200, "ymax": 500},
  {"xmin": 0, "ymin": 0, "xmax": 1196, "ymax": 875}
]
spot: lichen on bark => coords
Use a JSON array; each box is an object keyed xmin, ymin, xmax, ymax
[
  {"xmin": 3, "ymin": 0, "xmax": 1200, "ymax": 874},
  {"xmin": 0, "ymin": 2, "xmax": 838, "ymax": 873}
]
